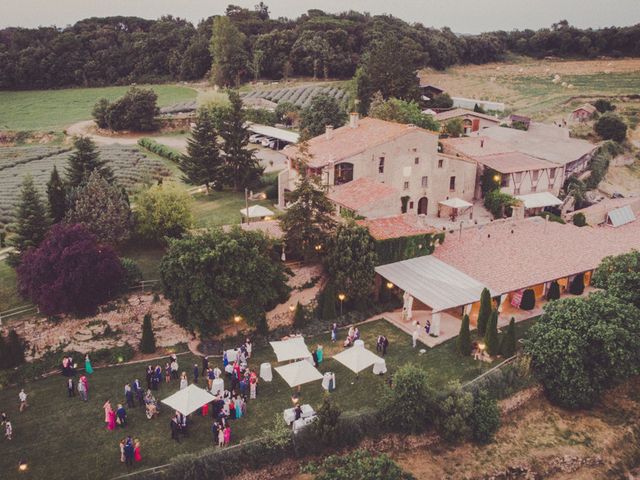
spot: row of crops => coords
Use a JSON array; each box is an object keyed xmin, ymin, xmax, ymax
[
  {"xmin": 0, "ymin": 145, "xmax": 171, "ymax": 229},
  {"xmin": 159, "ymin": 100, "xmax": 198, "ymax": 115},
  {"xmin": 241, "ymin": 85, "xmax": 350, "ymax": 110}
]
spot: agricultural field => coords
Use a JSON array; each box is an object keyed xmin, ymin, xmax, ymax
[
  {"xmin": 0, "ymin": 145, "xmax": 170, "ymax": 229},
  {"xmin": 0, "ymin": 84, "xmax": 197, "ymax": 132},
  {"xmin": 241, "ymin": 83, "xmax": 350, "ymax": 109},
  {"xmin": 420, "ymin": 57, "xmax": 640, "ymax": 122}
]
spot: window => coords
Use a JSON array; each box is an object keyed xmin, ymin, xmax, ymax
[
  {"xmin": 334, "ymin": 162, "xmax": 354, "ymax": 185},
  {"xmin": 403, "ymin": 181, "xmax": 410, "ymax": 190},
  {"xmin": 438, "ymin": 159, "xmax": 444, "ymax": 168},
  {"xmin": 549, "ymin": 168, "xmax": 556, "ymax": 179},
  {"xmin": 421, "ymin": 176, "xmax": 428, "ymax": 188},
  {"xmin": 378, "ymin": 157, "xmax": 385, "ymax": 174},
  {"xmin": 414, "ymin": 157, "xmax": 420, "ymax": 165},
  {"xmin": 409, "ymin": 201, "xmax": 414, "ymax": 209},
  {"xmin": 449, "ymin": 176, "xmax": 456, "ymax": 191}
]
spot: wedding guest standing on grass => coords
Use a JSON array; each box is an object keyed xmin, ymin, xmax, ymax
[
  {"xmin": 193, "ymin": 364, "xmax": 199, "ymax": 384},
  {"xmin": 170, "ymin": 415, "xmax": 180, "ymax": 442},
  {"xmin": 134, "ymin": 438, "xmax": 142, "ymax": 462},
  {"xmin": 134, "ymin": 379, "xmax": 144, "ymax": 406},
  {"xmin": 180, "ymin": 372, "xmax": 188, "ymax": 390},
  {"xmin": 78, "ymin": 377, "xmax": 88, "ymax": 401},
  {"xmin": 4, "ymin": 420, "xmax": 12, "ymax": 440},
  {"xmin": 116, "ymin": 404, "xmax": 127, "ymax": 427},
  {"xmin": 125, "ymin": 383, "xmax": 135, "ymax": 408},
  {"xmin": 67, "ymin": 378, "xmax": 75, "ymax": 397},
  {"xmin": 146, "ymin": 366, "xmax": 153, "ymax": 390},
  {"xmin": 123, "ymin": 436, "xmax": 134, "ymax": 466},
  {"xmin": 18, "ymin": 389, "xmax": 28, "ymax": 412},
  {"xmin": 103, "ymin": 400, "xmax": 113, "ymax": 428},
  {"xmin": 85, "ymin": 354, "xmax": 94, "ymax": 374}
]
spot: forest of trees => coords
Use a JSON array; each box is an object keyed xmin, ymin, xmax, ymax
[{"xmin": 1, "ymin": 5, "xmax": 640, "ymax": 89}]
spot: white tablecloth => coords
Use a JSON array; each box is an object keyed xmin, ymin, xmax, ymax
[
  {"xmin": 292, "ymin": 415, "xmax": 316, "ymax": 433},
  {"xmin": 225, "ymin": 349, "xmax": 238, "ymax": 363},
  {"xmin": 372, "ymin": 359, "xmax": 387, "ymax": 375},
  {"xmin": 211, "ymin": 378, "xmax": 224, "ymax": 396},
  {"xmin": 321, "ymin": 372, "xmax": 336, "ymax": 391},
  {"xmin": 224, "ymin": 364, "xmax": 234, "ymax": 374},
  {"xmin": 283, "ymin": 404, "xmax": 314, "ymax": 424},
  {"xmin": 259, "ymin": 362, "xmax": 272, "ymax": 382},
  {"xmin": 354, "ymin": 339, "xmax": 365, "ymax": 348}
]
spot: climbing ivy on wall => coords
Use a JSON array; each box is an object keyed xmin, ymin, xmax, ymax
[{"xmin": 374, "ymin": 232, "xmax": 445, "ymax": 265}]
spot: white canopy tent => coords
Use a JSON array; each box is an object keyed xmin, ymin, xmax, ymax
[
  {"xmin": 515, "ymin": 191, "xmax": 562, "ymax": 210},
  {"xmin": 240, "ymin": 205, "xmax": 275, "ymax": 219},
  {"xmin": 270, "ymin": 337, "xmax": 312, "ymax": 362},
  {"xmin": 439, "ymin": 197, "xmax": 473, "ymax": 209},
  {"xmin": 332, "ymin": 345, "xmax": 383, "ymax": 374},
  {"xmin": 274, "ymin": 360, "xmax": 324, "ymax": 388},
  {"xmin": 161, "ymin": 384, "xmax": 214, "ymax": 416}
]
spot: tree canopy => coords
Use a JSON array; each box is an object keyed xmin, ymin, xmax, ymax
[
  {"xmin": 299, "ymin": 93, "xmax": 347, "ymax": 139},
  {"xmin": 159, "ymin": 228, "xmax": 290, "ymax": 335},
  {"xmin": 592, "ymin": 251, "xmax": 640, "ymax": 309},
  {"xmin": 210, "ymin": 16, "xmax": 249, "ymax": 87},
  {"xmin": 368, "ymin": 93, "xmax": 439, "ymax": 131},
  {"xmin": 9, "ymin": 175, "xmax": 49, "ymax": 262},
  {"xmin": 134, "ymin": 184, "xmax": 193, "ymax": 242},
  {"xmin": 92, "ymin": 87, "xmax": 159, "ymax": 132},
  {"xmin": 179, "ymin": 109, "xmax": 223, "ymax": 192},
  {"xmin": 594, "ymin": 113, "xmax": 627, "ymax": 142},
  {"xmin": 65, "ymin": 136, "xmax": 114, "ymax": 189}
]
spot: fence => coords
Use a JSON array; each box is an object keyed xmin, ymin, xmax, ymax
[
  {"xmin": 129, "ymin": 279, "xmax": 160, "ymax": 292},
  {"xmin": 461, "ymin": 354, "xmax": 517, "ymax": 390},
  {"xmin": 0, "ymin": 304, "xmax": 38, "ymax": 325}
]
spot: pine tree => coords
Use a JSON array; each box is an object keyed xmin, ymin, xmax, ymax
[
  {"xmin": 140, "ymin": 313, "xmax": 156, "ymax": 354},
  {"xmin": 46, "ymin": 165, "xmax": 67, "ymax": 223},
  {"xmin": 546, "ymin": 280, "xmax": 561, "ymax": 301},
  {"xmin": 179, "ymin": 110, "xmax": 223, "ymax": 193},
  {"xmin": 9, "ymin": 175, "xmax": 49, "ymax": 262},
  {"xmin": 66, "ymin": 136, "xmax": 114, "ymax": 188},
  {"xmin": 477, "ymin": 288, "xmax": 492, "ymax": 337},
  {"xmin": 321, "ymin": 283, "xmax": 337, "ymax": 320},
  {"xmin": 457, "ymin": 314, "xmax": 472, "ymax": 356},
  {"xmin": 6, "ymin": 330, "xmax": 26, "ymax": 368},
  {"xmin": 293, "ymin": 301, "xmax": 306, "ymax": 328},
  {"xmin": 484, "ymin": 310, "xmax": 499, "ymax": 356},
  {"xmin": 500, "ymin": 317, "xmax": 517, "ymax": 358},
  {"xmin": 219, "ymin": 91, "xmax": 263, "ymax": 191},
  {"xmin": 279, "ymin": 142, "xmax": 336, "ymax": 260}
]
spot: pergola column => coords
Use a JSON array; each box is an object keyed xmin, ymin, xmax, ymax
[{"xmin": 431, "ymin": 311, "xmax": 441, "ymax": 336}]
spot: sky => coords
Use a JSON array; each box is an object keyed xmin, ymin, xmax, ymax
[{"xmin": 1, "ymin": 0, "xmax": 639, "ymax": 33}]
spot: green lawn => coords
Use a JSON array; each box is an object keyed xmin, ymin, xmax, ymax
[
  {"xmin": 191, "ymin": 191, "xmax": 277, "ymax": 228},
  {"xmin": 0, "ymin": 259, "xmax": 22, "ymax": 312},
  {"xmin": 0, "ymin": 317, "xmax": 533, "ymax": 480},
  {"xmin": 0, "ymin": 84, "xmax": 197, "ymax": 132}
]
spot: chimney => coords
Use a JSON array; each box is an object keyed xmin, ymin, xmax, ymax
[
  {"xmin": 325, "ymin": 125, "xmax": 334, "ymax": 140},
  {"xmin": 480, "ymin": 139, "xmax": 485, "ymax": 148},
  {"xmin": 349, "ymin": 112, "xmax": 359, "ymax": 129}
]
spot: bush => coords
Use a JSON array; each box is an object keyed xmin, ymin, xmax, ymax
[
  {"xmin": 312, "ymin": 397, "xmax": 342, "ymax": 447},
  {"xmin": 138, "ymin": 138, "xmax": 182, "ymax": 162},
  {"xmin": 120, "ymin": 257, "xmax": 143, "ymax": 289},
  {"xmin": 484, "ymin": 310, "xmax": 500, "ymax": 356},
  {"xmin": 319, "ymin": 283, "xmax": 337, "ymax": 320},
  {"xmin": 484, "ymin": 189, "xmax": 518, "ymax": 218},
  {"xmin": 499, "ymin": 317, "xmax": 517, "ymax": 358},
  {"xmin": 573, "ymin": 212, "xmax": 587, "ymax": 227},
  {"xmin": 434, "ymin": 383, "xmax": 474, "ymax": 443},
  {"xmin": 293, "ymin": 302, "xmax": 307, "ymax": 329},
  {"xmin": 469, "ymin": 389, "xmax": 501, "ymax": 444},
  {"xmin": 140, "ymin": 313, "xmax": 156, "ymax": 353},
  {"xmin": 303, "ymin": 449, "xmax": 415, "ymax": 480},
  {"xmin": 0, "ymin": 330, "xmax": 27, "ymax": 369},
  {"xmin": 380, "ymin": 364, "xmax": 434, "ymax": 434},
  {"xmin": 244, "ymin": 108, "xmax": 277, "ymax": 126},
  {"xmin": 595, "ymin": 112, "xmax": 627, "ymax": 142},
  {"xmin": 93, "ymin": 87, "xmax": 159, "ymax": 132},
  {"xmin": 569, "ymin": 273, "xmax": 585, "ymax": 295},
  {"xmin": 457, "ymin": 314, "xmax": 472, "ymax": 356},
  {"xmin": 135, "ymin": 184, "xmax": 193, "ymax": 242},
  {"xmin": 537, "ymin": 211, "xmax": 565, "ymax": 224},
  {"xmin": 593, "ymin": 99, "xmax": 615, "ymax": 113},
  {"xmin": 520, "ymin": 289, "xmax": 536, "ymax": 310},
  {"xmin": 546, "ymin": 280, "xmax": 561, "ymax": 301}
]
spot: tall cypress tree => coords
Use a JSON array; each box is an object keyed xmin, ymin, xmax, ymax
[
  {"xmin": 484, "ymin": 310, "xmax": 500, "ymax": 356},
  {"xmin": 219, "ymin": 90, "xmax": 263, "ymax": 191},
  {"xmin": 9, "ymin": 175, "xmax": 49, "ymax": 262},
  {"xmin": 66, "ymin": 136, "xmax": 114, "ymax": 188},
  {"xmin": 140, "ymin": 313, "xmax": 156, "ymax": 354},
  {"xmin": 179, "ymin": 110, "xmax": 223, "ymax": 193},
  {"xmin": 477, "ymin": 288, "xmax": 492, "ymax": 337},
  {"xmin": 500, "ymin": 317, "xmax": 517, "ymax": 358},
  {"xmin": 321, "ymin": 283, "xmax": 337, "ymax": 320},
  {"xmin": 47, "ymin": 165, "xmax": 67, "ymax": 223},
  {"xmin": 457, "ymin": 314, "xmax": 472, "ymax": 356},
  {"xmin": 6, "ymin": 330, "xmax": 25, "ymax": 368}
]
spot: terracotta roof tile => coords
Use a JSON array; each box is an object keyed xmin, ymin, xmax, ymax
[
  {"xmin": 283, "ymin": 117, "xmax": 433, "ymax": 168},
  {"xmin": 434, "ymin": 217, "xmax": 640, "ymax": 295},
  {"xmin": 473, "ymin": 151, "xmax": 558, "ymax": 173},
  {"xmin": 328, "ymin": 177, "xmax": 398, "ymax": 212},
  {"xmin": 435, "ymin": 108, "xmax": 501, "ymax": 123},
  {"xmin": 357, "ymin": 214, "xmax": 434, "ymax": 240}
]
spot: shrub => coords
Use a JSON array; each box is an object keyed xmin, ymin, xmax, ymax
[
  {"xmin": 140, "ymin": 313, "xmax": 156, "ymax": 353},
  {"xmin": 380, "ymin": 364, "xmax": 434, "ymax": 434},
  {"xmin": 595, "ymin": 112, "xmax": 627, "ymax": 142},
  {"xmin": 303, "ymin": 449, "xmax": 415, "ymax": 480},
  {"xmin": 293, "ymin": 302, "xmax": 307, "ymax": 328},
  {"xmin": 569, "ymin": 273, "xmax": 585, "ymax": 295},
  {"xmin": 138, "ymin": 138, "xmax": 182, "ymax": 162},
  {"xmin": 135, "ymin": 184, "xmax": 193, "ymax": 242},
  {"xmin": 520, "ymin": 289, "xmax": 536, "ymax": 310},
  {"xmin": 457, "ymin": 314, "xmax": 472, "ymax": 356},
  {"xmin": 477, "ymin": 288, "xmax": 492, "ymax": 337},
  {"xmin": 537, "ymin": 211, "xmax": 565, "ymax": 224},
  {"xmin": 0, "ymin": 330, "xmax": 27, "ymax": 369},
  {"xmin": 573, "ymin": 212, "xmax": 587, "ymax": 227},
  {"xmin": 434, "ymin": 383, "xmax": 473, "ymax": 443},
  {"xmin": 593, "ymin": 99, "xmax": 615, "ymax": 113},
  {"xmin": 120, "ymin": 257, "xmax": 143, "ymax": 289},
  {"xmin": 312, "ymin": 397, "xmax": 342, "ymax": 447},
  {"xmin": 499, "ymin": 317, "xmax": 517, "ymax": 358},
  {"xmin": 93, "ymin": 87, "xmax": 159, "ymax": 132},
  {"xmin": 469, "ymin": 389, "xmax": 501, "ymax": 443},
  {"xmin": 484, "ymin": 310, "xmax": 500, "ymax": 356},
  {"xmin": 484, "ymin": 190, "xmax": 518, "ymax": 218},
  {"xmin": 546, "ymin": 280, "xmax": 561, "ymax": 301},
  {"xmin": 319, "ymin": 283, "xmax": 337, "ymax": 320}
]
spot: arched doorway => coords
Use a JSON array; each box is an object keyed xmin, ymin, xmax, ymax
[
  {"xmin": 418, "ymin": 197, "xmax": 428, "ymax": 215},
  {"xmin": 334, "ymin": 162, "xmax": 354, "ymax": 185}
]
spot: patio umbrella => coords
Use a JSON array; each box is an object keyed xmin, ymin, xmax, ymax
[
  {"xmin": 161, "ymin": 384, "xmax": 214, "ymax": 416},
  {"xmin": 274, "ymin": 359, "xmax": 323, "ymax": 388},
  {"xmin": 270, "ymin": 336, "xmax": 312, "ymax": 362},
  {"xmin": 332, "ymin": 346, "xmax": 383, "ymax": 374}
]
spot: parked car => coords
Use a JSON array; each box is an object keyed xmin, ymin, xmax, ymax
[
  {"xmin": 249, "ymin": 134, "xmax": 264, "ymax": 143},
  {"xmin": 261, "ymin": 137, "xmax": 272, "ymax": 147}
]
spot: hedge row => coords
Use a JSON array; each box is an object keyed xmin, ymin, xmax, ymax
[
  {"xmin": 138, "ymin": 138, "xmax": 182, "ymax": 163},
  {"xmin": 374, "ymin": 232, "xmax": 445, "ymax": 265}
]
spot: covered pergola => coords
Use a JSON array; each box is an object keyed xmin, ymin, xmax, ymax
[
  {"xmin": 240, "ymin": 205, "xmax": 275, "ymax": 221},
  {"xmin": 438, "ymin": 197, "xmax": 473, "ymax": 220},
  {"xmin": 375, "ymin": 255, "xmax": 488, "ymax": 336},
  {"xmin": 515, "ymin": 192, "xmax": 562, "ymax": 211}
]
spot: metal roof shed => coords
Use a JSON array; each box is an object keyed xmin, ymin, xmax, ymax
[
  {"xmin": 608, "ymin": 205, "xmax": 636, "ymax": 227},
  {"xmin": 246, "ymin": 123, "xmax": 299, "ymax": 144},
  {"xmin": 375, "ymin": 255, "xmax": 488, "ymax": 312}
]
